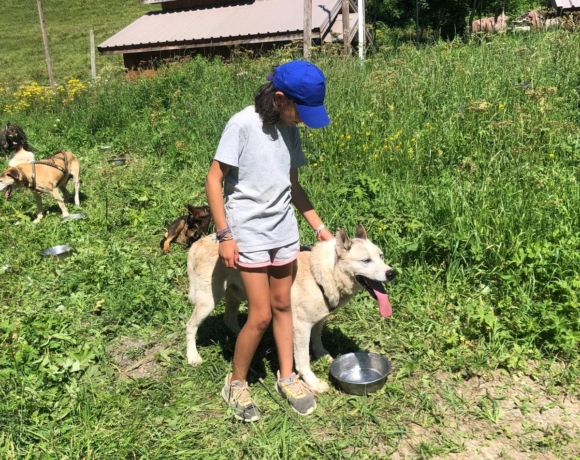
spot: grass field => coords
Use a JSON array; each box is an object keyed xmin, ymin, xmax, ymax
[
  {"xmin": 2, "ymin": 2, "xmax": 580, "ymax": 458},
  {"xmin": 0, "ymin": 0, "xmax": 157, "ymax": 86}
]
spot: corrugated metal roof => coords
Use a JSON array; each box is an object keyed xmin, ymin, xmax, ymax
[
  {"xmin": 98, "ymin": 0, "xmax": 348, "ymax": 52},
  {"xmin": 550, "ymin": 0, "xmax": 580, "ymax": 8}
]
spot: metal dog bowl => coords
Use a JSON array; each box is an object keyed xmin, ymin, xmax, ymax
[
  {"xmin": 330, "ymin": 352, "xmax": 391, "ymax": 396},
  {"xmin": 101, "ymin": 146, "xmax": 111, "ymax": 151},
  {"xmin": 108, "ymin": 157, "xmax": 126, "ymax": 166},
  {"xmin": 40, "ymin": 245, "xmax": 76, "ymax": 260},
  {"xmin": 62, "ymin": 213, "xmax": 86, "ymax": 221}
]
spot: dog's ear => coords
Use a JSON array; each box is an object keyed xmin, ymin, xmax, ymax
[
  {"xmin": 335, "ymin": 228, "xmax": 352, "ymax": 254},
  {"xmin": 0, "ymin": 125, "xmax": 8, "ymax": 151},
  {"xmin": 191, "ymin": 205, "xmax": 211, "ymax": 219},
  {"xmin": 16, "ymin": 125, "xmax": 27, "ymax": 142},
  {"xmin": 6, "ymin": 168, "xmax": 21, "ymax": 181},
  {"xmin": 355, "ymin": 224, "xmax": 368, "ymax": 240}
]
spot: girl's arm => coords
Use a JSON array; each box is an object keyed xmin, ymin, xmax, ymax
[
  {"xmin": 206, "ymin": 160, "xmax": 239, "ymax": 268},
  {"xmin": 290, "ymin": 169, "xmax": 334, "ymax": 241}
]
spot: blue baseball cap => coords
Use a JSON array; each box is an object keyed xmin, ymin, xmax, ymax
[{"xmin": 273, "ymin": 61, "xmax": 330, "ymax": 128}]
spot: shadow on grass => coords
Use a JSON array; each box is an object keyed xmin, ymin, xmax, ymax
[{"xmin": 195, "ymin": 310, "xmax": 362, "ymax": 385}]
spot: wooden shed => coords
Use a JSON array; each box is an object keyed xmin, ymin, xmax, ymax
[
  {"xmin": 98, "ymin": 0, "xmax": 359, "ymax": 69},
  {"xmin": 548, "ymin": 0, "xmax": 580, "ymax": 9}
]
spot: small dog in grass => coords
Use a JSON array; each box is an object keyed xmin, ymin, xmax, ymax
[
  {"xmin": 160, "ymin": 205, "xmax": 213, "ymax": 253},
  {"xmin": 0, "ymin": 123, "xmax": 35, "ymax": 167},
  {"xmin": 0, "ymin": 149, "xmax": 80, "ymax": 223}
]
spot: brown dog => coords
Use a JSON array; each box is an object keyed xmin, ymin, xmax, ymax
[
  {"xmin": 0, "ymin": 150, "xmax": 80, "ymax": 223},
  {"xmin": 0, "ymin": 123, "xmax": 35, "ymax": 167},
  {"xmin": 160, "ymin": 205, "xmax": 212, "ymax": 253}
]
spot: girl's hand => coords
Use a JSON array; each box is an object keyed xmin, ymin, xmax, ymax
[
  {"xmin": 219, "ymin": 239, "xmax": 239, "ymax": 269},
  {"xmin": 316, "ymin": 227, "xmax": 334, "ymax": 242}
]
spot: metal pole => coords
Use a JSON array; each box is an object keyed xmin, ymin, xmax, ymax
[
  {"xmin": 342, "ymin": 0, "xmax": 351, "ymax": 55},
  {"xmin": 303, "ymin": 0, "xmax": 312, "ymax": 59},
  {"xmin": 36, "ymin": 0, "xmax": 56, "ymax": 91},
  {"xmin": 90, "ymin": 30, "xmax": 96, "ymax": 80},
  {"xmin": 357, "ymin": 0, "xmax": 364, "ymax": 59}
]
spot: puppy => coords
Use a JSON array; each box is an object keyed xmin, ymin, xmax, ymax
[
  {"xmin": 160, "ymin": 205, "xmax": 212, "ymax": 253},
  {"xmin": 0, "ymin": 150, "xmax": 80, "ymax": 223},
  {"xmin": 0, "ymin": 123, "xmax": 35, "ymax": 167}
]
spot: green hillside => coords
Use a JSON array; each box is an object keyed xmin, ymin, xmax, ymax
[{"xmin": 1, "ymin": 0, "xmax": 158, "ymax": 86}]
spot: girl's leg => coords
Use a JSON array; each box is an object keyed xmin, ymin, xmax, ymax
[
  {"xmin": 270, "ymin": 261, "xmax": 316, "ymax": 416},
  {"xmin": 268, "ymin": 262, "xmax": 295, "ymax": 379},
  {"xmin": 231, "ymin": 266, "xmax": 271, "ymax": 382}
]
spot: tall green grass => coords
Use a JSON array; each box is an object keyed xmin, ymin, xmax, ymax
[{"xmin": 1, "ymin": 32, "xmax": 580, "ymax": 458}]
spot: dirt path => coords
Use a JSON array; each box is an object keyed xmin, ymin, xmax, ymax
[{"xmin": 392, "ymin": 370, "xmax": 580, "ymax": 459}]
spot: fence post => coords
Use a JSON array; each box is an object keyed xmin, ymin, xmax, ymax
[
  {"xmin": 90, "ymin": 30, "xmax": 97, "ymax": 80},
  {"xmin": 342, "ymin": 0, "xmax": 351, "ymax": 55},
  {"xmin": 357, "ymin": 0, "xmax": 364, "ymax": 59},
  {"xmin": 36, "ymin": 0, "xmax": 56, "ymax": 91},
  {"xmin": 303, "ymin": 0, "xmax": 312, "ymax": 59}
]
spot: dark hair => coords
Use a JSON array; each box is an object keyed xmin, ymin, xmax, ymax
[{"xmin": 254, "ymin": 81, "xmax": 280, "ymax": 125}]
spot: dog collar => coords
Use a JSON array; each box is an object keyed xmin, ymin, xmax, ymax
[{"xmin": 16, "ymin": 164, "xmax": 36, "ymax": 190}]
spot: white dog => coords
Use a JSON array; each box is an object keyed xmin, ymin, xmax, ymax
[{"xmin": 186, "ymin": 225, "xmax": 395, "ymax": 394}]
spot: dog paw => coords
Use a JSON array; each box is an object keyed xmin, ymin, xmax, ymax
[
  {"xmin": 313, "ymin": 348, "xmax": 332, "ymax": 360},
  {"xmin": 187, "ymin": 353, "xmax": 203, "ymax": 367},
  {"xmin": 309, "ymin": 379, "xmax": 330, "ymax": 394}
]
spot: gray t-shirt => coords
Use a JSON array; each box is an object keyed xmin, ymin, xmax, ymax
[{"xmin": 214, "ymin": 106, "xmax": 306, "ymax": 252}]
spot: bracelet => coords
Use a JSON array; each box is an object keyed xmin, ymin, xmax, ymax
[
  {"xmin": 214, "ymin": 226, "xmax": 232, "ymax": 242},
  {"xmin": 215, "ymin": 226, "xmax": 231, "ymax": 238},
  {"xmin": 314, "ymin": 224, "xmax": 326, "ymax": 235},
  {"xmin": 216, "ymin": 226, "xmax": 230, "ymax": 236}
]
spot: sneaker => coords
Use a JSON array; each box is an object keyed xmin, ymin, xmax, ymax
[
  {"xmin": 221, "ymin": 373, "xmax": 261, "ymax": 422},
  {"xmin": 276, "ymin": 371, "xmax": 316, "ymax": 416}
]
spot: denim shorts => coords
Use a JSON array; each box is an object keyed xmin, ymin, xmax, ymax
[{"xmin": 237, "ymin": 240, "xmax": 300, "ymax": 268}]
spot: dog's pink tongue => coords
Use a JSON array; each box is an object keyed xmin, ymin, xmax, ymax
[
  {"xmin": 370, "ymin": 280, "xmax": 392, "ymax": 317},
  {"xmin": 4, "ymin": 188, "xmax": 11, "ymax": 200}
]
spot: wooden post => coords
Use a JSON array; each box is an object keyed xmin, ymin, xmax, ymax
[
  {"xmin": 36, "ymin": 0, "xmax": 56, "ymax": 91},
  {"xmin": 303, "ymin": 0, "xmax": 312, "ymax": 59},
  {"xmin": 342, "ymin": 0, "xmax": 351, "ymax": 55},
  {"xmin": 90, "ymin": 30, "xmax": 97, "ymax": 80}
]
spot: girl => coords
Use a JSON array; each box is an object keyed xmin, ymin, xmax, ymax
[{"xmin": 205, "ymin": 60, "xmax": 334, "ymax": 422}]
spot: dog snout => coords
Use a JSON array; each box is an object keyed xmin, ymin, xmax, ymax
[{"xmin": 385, "ymin": 269, "xmax": 396, "ymax": 282}]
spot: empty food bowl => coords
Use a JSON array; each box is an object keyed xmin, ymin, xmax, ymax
[
  {"xmin": 330, "ymin": 352, "xmax": 391, "ymax": 396},
  {"xmin": 40, "ymin": 245, "xmax": 76, "ymax": 260}
]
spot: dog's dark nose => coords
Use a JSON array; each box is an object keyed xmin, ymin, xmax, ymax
[{"xmin": 385, "ymin": 269, "xmax": 396, "ymax": 281}]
